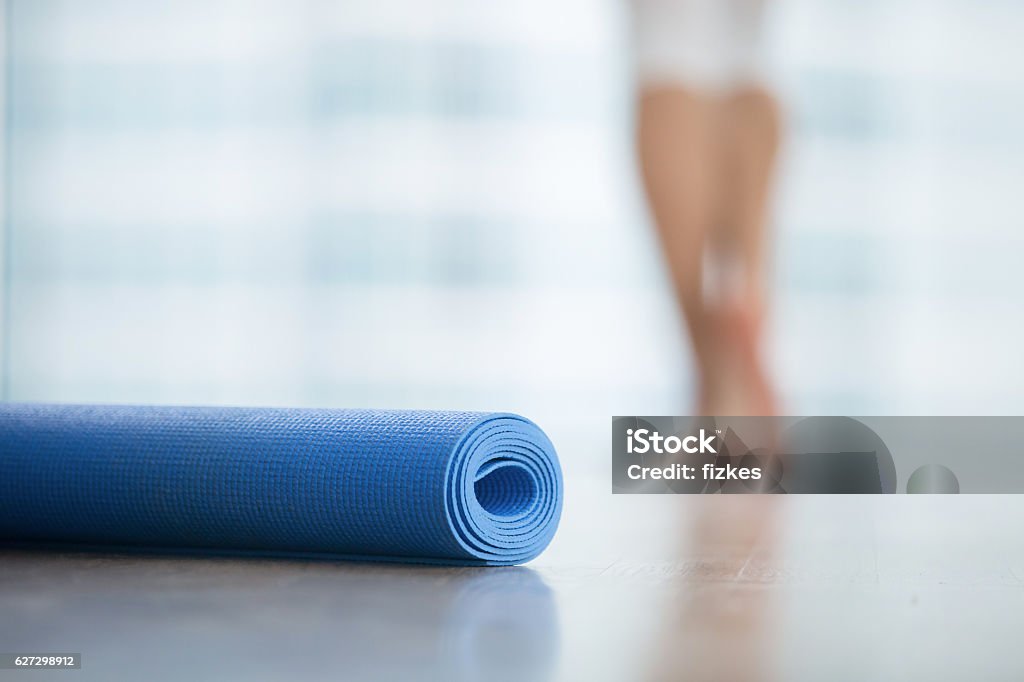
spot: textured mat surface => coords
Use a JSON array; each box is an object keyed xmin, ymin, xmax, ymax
[{"xmin": 0, "ymin": 403, "xmax": 563, "ymax": 565}]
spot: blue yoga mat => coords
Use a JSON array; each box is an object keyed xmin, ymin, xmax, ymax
[{"xmin": 0, "ymin": 403, "xmax": 563, "ymax": 566}]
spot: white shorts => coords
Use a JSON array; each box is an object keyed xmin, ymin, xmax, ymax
[{"xmin": 630, "ymin": 0, "xmax": 769, "ymax": 92}]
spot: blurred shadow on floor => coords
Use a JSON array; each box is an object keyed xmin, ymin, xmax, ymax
[{"xmin": 647, "ymin": 496, "xmax": 783, "ymax": 682}]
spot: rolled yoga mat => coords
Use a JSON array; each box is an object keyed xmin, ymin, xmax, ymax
[{"xmin": 0, "ymin": 403, "xmax": 563, "ymax": 566}]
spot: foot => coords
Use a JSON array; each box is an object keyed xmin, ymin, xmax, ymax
[{"xmin": 696, "ymin": 303, "xmax": 776, "ymax": 416}]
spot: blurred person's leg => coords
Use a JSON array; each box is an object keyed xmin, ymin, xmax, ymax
[
  {"xmin": 631, "ymin": 9, "xmax": 784, "ymax": 679},
  {"xmin": 636, "ymin": 88, "xmax": 719, "ymax": 401},
  {"xmin": 633, "ymin": 0, "xmax": 780, "ymax": 416}
]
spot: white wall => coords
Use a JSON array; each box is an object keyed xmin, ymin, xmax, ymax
[{"xmin": 6, "ymin": 1, "xmax": 1024, "ymax": 465}]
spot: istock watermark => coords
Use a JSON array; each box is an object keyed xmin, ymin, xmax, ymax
[
  {"xmin": 625, "ymin": 427, "xmax": 717, "ymax": 455},
  {"xmin": 612, "ymin": 416, "xmax": 1024, "ymax": 494}
]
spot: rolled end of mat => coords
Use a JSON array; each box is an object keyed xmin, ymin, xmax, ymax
[{"xmin": 446, "ymin": 414, "xmax": 563, "ymax": 566}]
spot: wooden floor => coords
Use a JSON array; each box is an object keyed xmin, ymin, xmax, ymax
[{"xmin": 2, "ymin": 477, "xmax": 1023, "ymax": 681}]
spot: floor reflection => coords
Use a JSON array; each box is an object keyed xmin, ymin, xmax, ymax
[
  {"xmin": 0, "ymin": 550, "xmax": 559, "ymax": 682},
  {"xmin": 648, "ymin": 497, "xmax": 783, "ymax": 682}
]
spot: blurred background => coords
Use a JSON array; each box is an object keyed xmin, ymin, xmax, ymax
[
  {"xmin": 5, "ymin": 0, "xmax": 1024, "ymax": 479},
  {"xmin": 7, "ymin": 5, "xmax": 1024, "ymax": 680}
]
